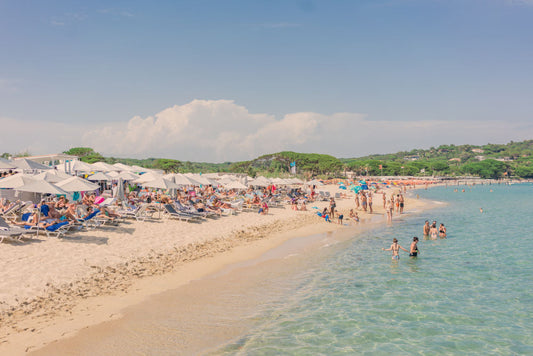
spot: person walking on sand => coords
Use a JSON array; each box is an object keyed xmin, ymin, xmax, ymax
[
  {"xmin": 409, "ymin": 237, "xmax": 419, "ymax": 257},
  {"xmin": 368, "ymin": 193, "xmax": 373, "ymax": 214},
  {"xmin": 399, "ymin": 194, "xmax": 405, "ymax": 214},
  {"xmin": 355, "ymin": 194, "xmax": 360, "ymax": 210},
  {"xmin": 382, "ymin": 238, "xmax": 408, "ymax": 260},
  {"xmin": 382, "ymin": 192, "xmax": 386, "ymax": 209}
]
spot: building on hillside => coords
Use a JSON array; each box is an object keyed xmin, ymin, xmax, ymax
[
  {"xmin": 472, "ymin": 148, "xmax": 484, "ymax": 154},
  {"xmin": 475, "ymin": 156, "xmax": 486, "ymax": 161},
  {"xmin": 448, "ymin": 158, "xmax": 461, "ymax": 162}
]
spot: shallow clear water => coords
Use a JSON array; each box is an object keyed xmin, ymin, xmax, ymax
[
  {"xmin": 215, "ymin": 183, "xmax": 533, "ymax": 355},
  {"xmin": 33, "ymin": 183, "xmax": 533, "ymax": 356}
]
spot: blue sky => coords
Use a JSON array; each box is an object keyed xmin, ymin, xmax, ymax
[{"xmin": 1, "ymin": 0, "xmax": 532, "ymax": 161}]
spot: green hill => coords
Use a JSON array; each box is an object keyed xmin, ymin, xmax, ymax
[{"xmin": 26, "ymin": 139, "xmax": 531, "ymax": 179}]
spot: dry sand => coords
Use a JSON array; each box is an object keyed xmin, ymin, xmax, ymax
[{"xmin": 0, "ymin": 184, "xmax": 426, "ymax": 354}]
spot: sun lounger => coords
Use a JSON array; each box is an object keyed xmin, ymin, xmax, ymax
[{"xmin": 163, "ymin": 204, "xmax": 202, "ymax": 222}]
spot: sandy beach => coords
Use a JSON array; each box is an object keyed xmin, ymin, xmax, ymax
[{"xmin": 0, "ymin": 184, "xmax": 428, "ymax": 355}]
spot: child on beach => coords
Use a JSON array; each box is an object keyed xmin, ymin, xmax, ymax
[
  {"xmin": 382, "ymin": 238, "xmax": 408, "ymax": 260},
  {"xmin": 337, "ymin": 211, "xmax": 343, "ymax": 224}
]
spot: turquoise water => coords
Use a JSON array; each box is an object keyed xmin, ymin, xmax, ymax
[{"xmin": 216, "ymin": 183, "xmax": 533, "ymax": 355}]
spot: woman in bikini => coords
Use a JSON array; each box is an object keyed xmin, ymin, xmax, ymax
[
  {"xmin": 439, "ymin": 223, "xmax": 447, "ymax": 238},
  {"xmin": 382, "ymin": 238, "xmax": 408, "ymax": 260},
  {"xmin": 429, "ymin": 222, "xmax": 438, "ymax": 239},
  {"xmin": 409, "ymin": 237, "xmax": 419, "ymax": 257}
]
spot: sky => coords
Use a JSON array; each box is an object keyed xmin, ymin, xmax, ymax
[{"xmin": 1, "ymin": 0, "xmax": 532, "ymax": 162}]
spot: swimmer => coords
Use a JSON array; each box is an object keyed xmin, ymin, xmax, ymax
[
  {"xmin": 480, "ymin": 208, "xmax": 483, "ymax": 213},
  {"xmin": 382, "ymin": 238, "xmax": 408, "ymax": 260},
  {"xmin": 409, "ymin": 237, "xmax": 419, "ymax": 257}
]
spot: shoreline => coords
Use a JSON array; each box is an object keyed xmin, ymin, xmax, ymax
[{"xmin": 0, "ymin": 185, "xmax": 432, "ymax": 355}]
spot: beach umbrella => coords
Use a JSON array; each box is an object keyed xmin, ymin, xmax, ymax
[
  {"xmin": 223, "ymin": 181, "xmax": 248, "ymax": 190},
  {"xmin": 112, "ymin": 162, "xmax": 135, "ymax": 172},
  {"xmin": 33, "ymin": 170, "xmax": 72, "ymax": 183},
  {"xmin": 117, "ymin": 171, "xmax": 140, "ymax": 181},
  {"xmin": 115, "ymin": 177, "xmax": 126, "ymax": 201},
  {"xmin": 16, "ymin": 180, "xmax": 68, "ymax": 195},
  {"xmin": 306, "ymin": 179, "xmax": 324, "ymax": 186},
  {"xmin": 141, "ymin": 177, "xmax": 180, "ymax": 190},
  {"xmin": 133, "ymin": 171, "xmax": 162, "ymax": 184},
  {"xmin": 0, "ymin": 173, "xmax": 38, "ymax": 188},
  {"xmin": 12, "ymin": 158, "xmax": 52, "ymax": 171},
  {"xmin": 130, "ymin": 165, "xmax": 150, "ymax": 174},
  {"xmin": 91, "ymin": 161, "xmax": 121, "ymax": 172},
  {"xmin": 174, "ymin": 173, "xmax": 202, "ymax": 186},
  {"xmin": 248, "ymin": 177, "xmax": 270, "ymax": 187},
  {"xmin": 87, "ymin": 172, "xmax": 112, "ymax": 181},
  {"xmin": 56, "ymin": 176, "xmax": 100, "ymax": 192},
  {"xmin": 106, "ymin": 171, "xmax": 120, "ymax": 178},
  {"xmin": 56, "ymin": 160, "xmax": 94, "ymax": 174}
]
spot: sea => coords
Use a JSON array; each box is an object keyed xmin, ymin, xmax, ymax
[{"xmin": 34, "ymin": 183, "xmax": 533, "ymax": 356}]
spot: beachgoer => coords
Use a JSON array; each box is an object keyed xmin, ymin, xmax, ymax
[
  {"xmin": 361, "ymin": 193, "xmax": 367, "ymax": 212},
  {"xmin": 337, "ymin": 211, "xmax": 343, "ymax": 225},
  {"xmin": 368, "ymin": 194, "xmax": 373, "ymax": 214},
  {"xmin": 480, "ymin": 207, "xmax": 483, "ymax": 213},
  {"xmin": 329, "ymin": 198, "xmax": 336, "ymax": 219},
  {"xmin": 409, "ymin": 237, "xmax": 419, "ymax": 257},
  {"xmin": 423, "ymin": 221, "xmax": 430, "ymax": 236},
  {"xmin": 439, "ymin": 223, "xmax": 447, "ymax": 238},
  {"xmin": 399, "ymin": 194, "xmax": 405, "ymax": 214},
  {"xmin": 429, "ymin": 222, "xmax": 438, "ymax": 239},
  {"xmin": 386, "ymin": 200, "xmax": 393, "ymax": 222},
  {"xmin": 382, "ymin": 238, "xmax": 408, "ymax": 260}
]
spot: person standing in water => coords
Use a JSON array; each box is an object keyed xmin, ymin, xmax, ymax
[
  {"xmin": 429, "ymin": 222, "xmax": 438, "ymax": 239},
  {"xmin": 439, "ymin": 223, "xmax": 447, "ymax": 238},
  {"xmin": 409, "ymin": 237, "xmax": 419, "ymax": 257},
  {"xmin": 382, "ymin": 238, "xmax": 408, "ymax": 260},
  {"xmin": 423, "ymin": 221, "xmax": 430, "ymax": 237}
]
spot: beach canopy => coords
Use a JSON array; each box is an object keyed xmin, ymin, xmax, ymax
[
  {"xmin": 141, "ymin": 177, "xmax": 180, "ymax": 190},
  {"xmin": 0, "ymin": 173, "xmax": 38, "ymax": 189},
  {"xmin": 33, "ymin": 170, "xmax": 72, "ymax": 183},
  {"xmin": 12, "ymin": 158, "xmax": 52, "ymax": 171},
  {"xmin": 87, "ymin": 172, "xmax": 112, "ymax": 181},
  {"xmin": 56, "ymin": 176, "xmax": 100, "ymax": 192},
  {"xmin": 16, "ymin": 180, "xmax": 68, "ymax": 195}
]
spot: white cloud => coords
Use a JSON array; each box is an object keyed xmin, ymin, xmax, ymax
[{"xmin": 2, "ymin": 100, "xmax": 532, "ymax": 162}]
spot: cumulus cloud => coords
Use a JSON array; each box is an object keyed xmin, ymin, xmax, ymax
[{"xmin": 2, "ymin": 100, "xmax": 533, "ymax": 162}]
